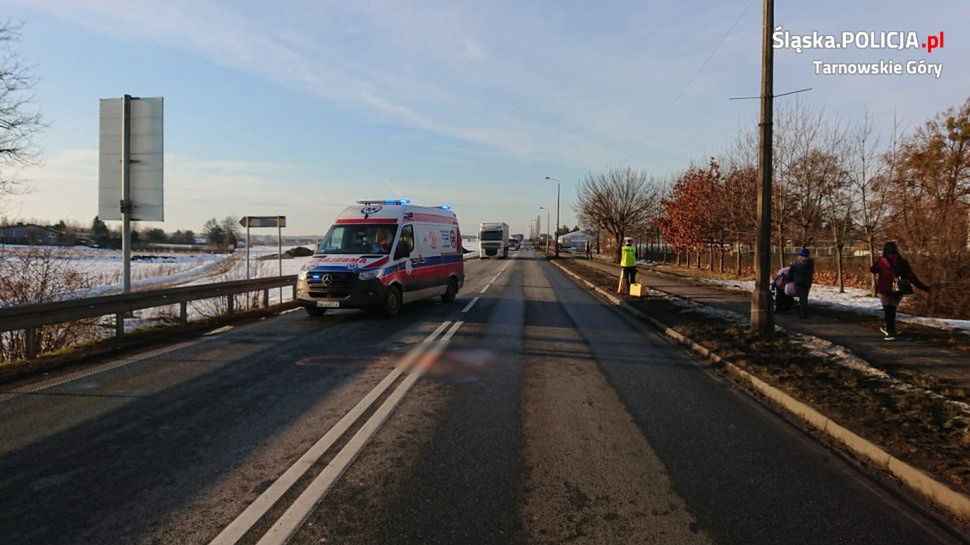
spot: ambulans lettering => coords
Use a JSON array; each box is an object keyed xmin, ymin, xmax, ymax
[{"xmin": 310, "ymin": 256, "xmax": 370, "ymax": 266}]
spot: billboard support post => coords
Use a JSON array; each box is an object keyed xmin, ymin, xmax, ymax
[
  {"xmin": 121, "ymin": 94, "xmax": 132, "ymax": 294},
  {"xmin": 277, "ymin": 217, "xmax": 283, "ymax": 303}
]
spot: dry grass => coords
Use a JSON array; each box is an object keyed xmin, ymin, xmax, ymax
[{"xmin": 0, "ymin": 246, "xmax": 105, "ymax": 361}]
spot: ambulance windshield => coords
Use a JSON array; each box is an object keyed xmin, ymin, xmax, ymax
[{"xmin": 316, "ymin": 224, "xmax": 397, "ymax": 255}]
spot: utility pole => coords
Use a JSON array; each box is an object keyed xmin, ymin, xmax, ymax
[
  {"xmin": 545, "ymin": 176, "xmax": 561, "ymax": 257},
  {"xmin": 751, "ymin": 0, "xmax": 774, "ymax": 335},
  {"xmin": 539, "ymin": 207, "xmax": 545, "ymax": 249}
]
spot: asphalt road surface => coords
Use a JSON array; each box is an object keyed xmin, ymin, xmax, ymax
[{"xmin": 0, "ymin": 246, "xmax": 961, "ymax": 545}]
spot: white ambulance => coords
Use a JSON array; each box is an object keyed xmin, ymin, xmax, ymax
[{"xmin": 297, "ymin": 200, "xmax": 465, "ymax": 316}]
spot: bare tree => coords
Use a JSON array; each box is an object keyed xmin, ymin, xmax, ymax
[
  {"xmin": 0, "ymin": 20, "xmax": 44, "ymax": 203},
  {"xmin": 721, "ymin": 126, "xmax": 759, "ymax": 276},
  {"xmin": 816, "ymin": 122, "xmax": 854, "ymax": 292},
  {"xmin": 773, "ymin": 99, "xmax": 826, "ymax": 267},
  {"xmin": 849, "ymin": 110, "xmax": 893, "ymax": 295},
  {"xmin": 574, "ymin": 167, "xmax": 664, "ymax": 262}
]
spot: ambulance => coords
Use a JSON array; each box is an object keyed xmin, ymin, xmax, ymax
[{"xmin": 297, "ymin": 200, "xmax": 464, "ymax": 316}]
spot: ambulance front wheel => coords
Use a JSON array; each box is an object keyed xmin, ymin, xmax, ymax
[
  {"xmin": 383, "ymin": 285, "xmax": 402, "ymax": 316},
  {"xmin": 304, "ymin": 306, "xmax": 328, "ymax": 317}
]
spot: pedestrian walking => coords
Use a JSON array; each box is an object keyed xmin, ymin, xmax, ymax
[
  {"xmin": 870, "ymin": 241, "xmax": 930, "ymax": 341},
  {"xmin": 585, "ymin": 238, "xmax": 592, "ymax": 260},
  {"xmin": 617, "ymin": 237, "xmax": 637, "ymax": 294},
  {"xmin": 789, "ymin": 248, "xmax": 815, "ymax": 318}
]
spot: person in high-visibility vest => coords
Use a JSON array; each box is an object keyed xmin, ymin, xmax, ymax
[{"xmin": 618, "ymin": 237, "xmax": 637, "ymax": 293}]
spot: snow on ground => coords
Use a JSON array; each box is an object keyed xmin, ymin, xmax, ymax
[
  {"xmin": 0, "ymin": 244, "xmax": 226, "ymax": 298},
  {"xmin": 689, "ymin": 275, "xmax": 970, "ymax": 334},
  {"xmin": 81, "ymin": 254, "xmax": 232, "ymax": 297}
]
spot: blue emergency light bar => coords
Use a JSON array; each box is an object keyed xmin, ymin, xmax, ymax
[
  {"xmin": 357, "ymin": 199, "xmax": 412, "ymax": 205},
  {"xmin": 438, "ymin": 205, "xmax": 452, "ymax": 210}
]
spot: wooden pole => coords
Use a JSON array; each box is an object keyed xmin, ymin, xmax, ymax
[{"xmin": 751, "ymin": 0, "xmax": 775, "ymax": 335}]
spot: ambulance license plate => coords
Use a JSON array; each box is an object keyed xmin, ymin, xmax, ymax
[{"xmin": 316, "ymin": 301, "xmax": 340, "ymax": 308}]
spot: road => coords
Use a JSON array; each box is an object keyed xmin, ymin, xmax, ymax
[{"xmin": 0, "ymin": 247, "xmax": 960, "ymax": 545}]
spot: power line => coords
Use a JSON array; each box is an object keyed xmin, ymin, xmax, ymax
[
  {"xmin": 728, "ymin": 87, "xmax": 812, "ymax": 100},
  {"xmin": 620, "ymin": 0, "xmax": 755, "ymax": 165}
]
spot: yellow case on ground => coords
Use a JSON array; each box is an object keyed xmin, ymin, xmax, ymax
[{"xmin": 629, "ymin": 283, "xmax": 644, "ymax": 297}]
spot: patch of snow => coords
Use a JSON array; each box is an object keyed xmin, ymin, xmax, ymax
[
  {"xmin": 81, "ymin": 254, "xmax": 234, "ymax": 297},
  {"xmin": 694, "ymin": 276, "xmax": 970, "ymax": 334}
]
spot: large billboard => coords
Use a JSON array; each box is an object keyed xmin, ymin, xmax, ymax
[{"xmin": 98, "ymin": 97, "xmax": 164, "ymax": 221}]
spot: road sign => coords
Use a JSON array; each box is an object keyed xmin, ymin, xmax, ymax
[
  {"xmin": 240, "ymin": 216, "xmax": 287, "ymax": 285},
  {"xmin": 240, "ymin": 216, "xmax": 286, "ymax": 228},
  {"xmin": 98, "ymin": 97, "xmax": 164, "ymax": 221}
]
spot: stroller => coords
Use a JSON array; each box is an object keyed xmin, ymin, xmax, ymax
[{"xmin": 771, "ymin": 267, "xmax": 795, "ymax": 312}]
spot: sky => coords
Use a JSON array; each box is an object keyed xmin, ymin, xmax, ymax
[{"xmin": 2, "ymin": 0, "xmax": 968, "ymax": 236}]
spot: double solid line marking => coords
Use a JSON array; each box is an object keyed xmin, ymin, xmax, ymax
[{"xmin": 210, "ymin": 319, "xmax": 464, "ymax": 545}]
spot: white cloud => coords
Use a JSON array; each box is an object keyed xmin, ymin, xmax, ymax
[
  {"xmin": 463, "ymin": 37, "xmax": 486, "ymax": 60},
  {"xmin": 9, "ymin": 148, "xmax": 353, "ymax": 233},
  {"xmin": 6, "ymin": 0, "xmax": 968, "ymax": 217}
]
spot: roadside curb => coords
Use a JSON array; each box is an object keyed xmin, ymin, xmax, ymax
[{"xmin": 550, "ymin": 259, "xmax": 970, "ymax": 523}]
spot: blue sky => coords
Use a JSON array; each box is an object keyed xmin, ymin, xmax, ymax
[{"xmin": 3, "ymin": 0, "xmax": 968, "ymax": 235}]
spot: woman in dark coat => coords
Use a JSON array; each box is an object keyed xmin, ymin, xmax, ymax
[{"xmin": 869, "ymin": 241, "xmax": 930, "ymax": 340}]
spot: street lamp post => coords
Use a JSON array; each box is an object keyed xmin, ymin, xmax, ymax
[
  {"xmin": 539, "ymin": 206, "xmax": 547, "ymax": 250},
  {"xmin": 545, "ymin": 176, "xmax": 561, "ymax": 257}
]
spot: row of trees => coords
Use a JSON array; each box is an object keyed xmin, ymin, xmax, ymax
[
  {"xmin": 87, "ymin": 217, "xmax": 198, "ymax": 248},
  {"xmin": 659, "ymin": 98, "xmax": 968, "ymax": 299},
  {"xmin": 575, "ymin": 97, "xmax": 969, "ymax": 318}
]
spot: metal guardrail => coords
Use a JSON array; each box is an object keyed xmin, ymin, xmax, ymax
[{"xmin": 0, "ymin": 275, "xmax": 298, "ymax": 359}]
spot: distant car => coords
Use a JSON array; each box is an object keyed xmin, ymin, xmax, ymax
[{"xmin": 74, "ymin": 237, "xmax": 100, "ymax": 248}]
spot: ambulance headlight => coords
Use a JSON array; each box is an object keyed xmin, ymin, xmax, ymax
[
  {"xmin": 358, "ymin": 268, "xmax": 384, "ymax": 280},
  {"xmin": 298, "ymin": 269, "xmax": 308, "ymax": 281}
]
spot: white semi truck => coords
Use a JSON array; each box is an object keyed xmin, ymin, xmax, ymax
[{"xmin": 478, "ymin": 222, "xmax": 510, "ymax": 259}]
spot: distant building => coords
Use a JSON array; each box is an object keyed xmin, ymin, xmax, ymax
[
  {"xmin": 558, "ymin": 229, "xmax": 594, "ymax": 251},
  {"xmin": 0, "ymin": 223, "xmax": 66, "ymax": 246}
]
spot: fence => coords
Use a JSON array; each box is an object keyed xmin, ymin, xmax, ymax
[{"xmin": 0, "ymin": 275, "xmax": 298, "ymax": 359}]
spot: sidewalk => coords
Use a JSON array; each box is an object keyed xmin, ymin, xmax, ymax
[{"xmin": 563, "ymin": 254, "xmax": 970, "ymax": 390}]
